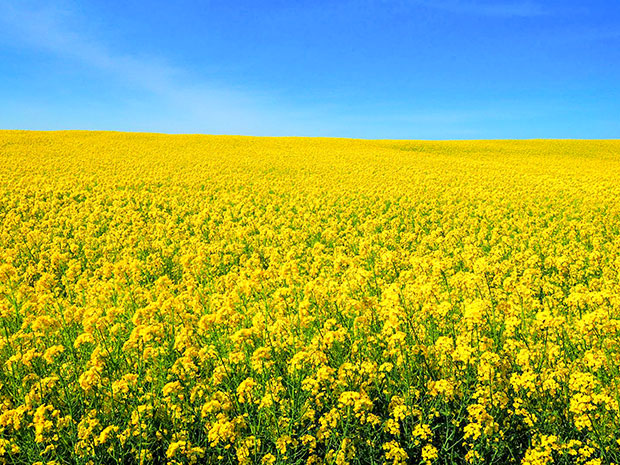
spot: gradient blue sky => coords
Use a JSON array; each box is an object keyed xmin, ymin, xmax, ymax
[{"xmin": 1, "ymin": 0, "xmax": 619, "ymax": 139}]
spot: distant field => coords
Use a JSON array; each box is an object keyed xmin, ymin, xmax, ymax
[{"xmin": 1, "ymin": 131, "xmax": 620, "ymax": 464}]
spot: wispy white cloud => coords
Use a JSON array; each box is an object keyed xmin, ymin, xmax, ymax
[
  {"xmin": 0, "ymin": 0, "xmax": 314, "ymax": 135},
  {"xmin": 0, "ymin": 0, "xmax": 580, "ymax": 138}
]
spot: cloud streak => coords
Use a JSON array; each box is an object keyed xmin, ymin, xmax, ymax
[{"xmin": 0, "ymin": 0, "xmax": 310, "ymax": 135}]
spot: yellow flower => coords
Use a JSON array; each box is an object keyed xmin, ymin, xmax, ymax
[
  {"xmin": 74, "ymin": 332, "xmax": 95, "ymax": 349},
  {"xmin": 236, "ymin": 378, "xmax": 258, "ymax": 404},
  {"xmin": 2, "ymin": 132, "xmax": 620, "ymax": 464},
  {"xmin": 421, "ymin": 444, "xmax": 438, "ymax": 463}
]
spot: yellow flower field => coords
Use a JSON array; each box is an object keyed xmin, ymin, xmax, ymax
[{"xmin": 1, "ymin": 131, "xmax": 620, "ymax": 464}]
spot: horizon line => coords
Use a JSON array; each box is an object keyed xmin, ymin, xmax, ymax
[{"xmin": 1, "ymin": 129, "xmax": 619, "ymax": 143}]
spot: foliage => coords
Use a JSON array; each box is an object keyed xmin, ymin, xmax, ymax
[{"xmin": 1, "ymin": 132, "xmax": 620, "ymax": 464}]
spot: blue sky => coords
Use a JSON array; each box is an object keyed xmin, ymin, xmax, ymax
[{"xmin": 0, "ymin": 0, "xmax": 619, "ymax": 139}]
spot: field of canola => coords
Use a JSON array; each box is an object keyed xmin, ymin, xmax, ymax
[{"xmin": 1, "ymin": 131, "xmax": 620, "ymax": 465}]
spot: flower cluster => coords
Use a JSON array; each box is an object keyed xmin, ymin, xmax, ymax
[{"xmin": 1, "ymin": 131, "xmax": 620, "ymax": 464}]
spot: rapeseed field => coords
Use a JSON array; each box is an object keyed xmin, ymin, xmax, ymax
[{"xmin": 1, "ymin": 131, "xmax": 620, "ymax": 465}]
